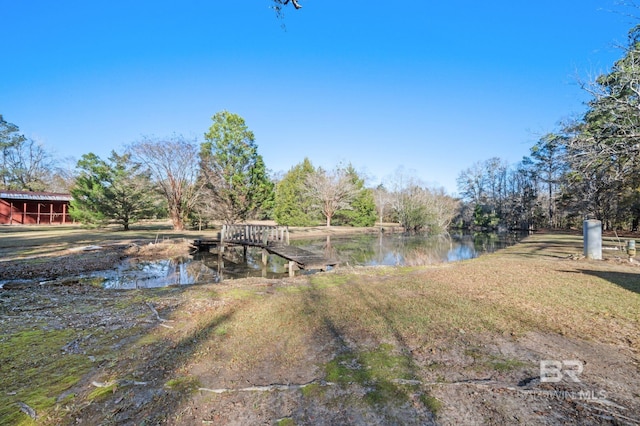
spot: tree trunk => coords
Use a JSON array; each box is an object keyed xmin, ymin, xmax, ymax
[{"xmin": 171, "ymin": 210, "xmax": 184, "ymax": 230}]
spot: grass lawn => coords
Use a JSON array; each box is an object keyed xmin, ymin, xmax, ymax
[{"xmin": 0, "ymin": 227, "xmax": 639, "ymax": 424}]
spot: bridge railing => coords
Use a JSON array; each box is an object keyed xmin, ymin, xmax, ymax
[{"xmin": 220, "ymin": 224, "xmax": 289, "ymax": 246}]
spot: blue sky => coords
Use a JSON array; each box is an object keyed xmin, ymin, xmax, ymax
[{"xmin": 1, "ymin": 1, "xmax": 636, "ymax": 194}]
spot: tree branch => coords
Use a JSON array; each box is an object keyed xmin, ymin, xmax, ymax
[{"xmin": 284, "ymin": 0, "xmax": 302, "ymax": 9}]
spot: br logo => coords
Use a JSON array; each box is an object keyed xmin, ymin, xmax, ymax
[{"xmin": 540, "ymin": 360, "xmax": 584, "ymax": 383}]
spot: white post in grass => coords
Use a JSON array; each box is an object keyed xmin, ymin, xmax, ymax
[{"xmin": 583, "ymin": 219, "xmax": 602, "ymax": 260}]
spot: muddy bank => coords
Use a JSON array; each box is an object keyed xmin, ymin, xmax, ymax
[
  {"xmin": 0, "ymin": 239, "xmax": 194, "ymax": 283},
  {"xmin": 0, "ymin": 225, "xmax": 392, "ymax": 283}
]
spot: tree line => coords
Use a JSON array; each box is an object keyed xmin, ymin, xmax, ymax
[
  {"xmin": 456, "ymin": 25, "xmax": 640, "ymax": 232},
  {"xmin": 0, "ymin": 111, "xmax": 458, "ymax": 233},
  {"xmin": 6, "ymin": 23, "xmax": 640, "ymax": 233}
]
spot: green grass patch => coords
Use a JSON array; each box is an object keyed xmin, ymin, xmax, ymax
[
  {"xmin": 164, "ymin": 376, "xmax": 202, "ymax": 393},
  {"xmin": 324, "ymin": 344, "xmax": 417, "ymax": 406},
  {"xmin": 420, "ymin": 394, "xmax": 442, "ymax": 415},
  {"xmin": 214, "ymin": 325, "xmax": 228, "ymax": 337},
  {"xmin": 488, "ymin": 356, "xmax": 527, "ymax": 372},
  {"xmin": 223, "ymin": 288, "xmax": 259, "ymax": 300},
  {"xmin": 300, "ymin": 383, "xmax": 324, "ymax": 398},
  {"xmin": 135, "ymin": 332, "xmax": 162, "ymax": 347},
  {"xmin": 0, "ymin": 329, "xmax": 93, "ymax": 425},
  {"xmin": 113, "ymin": 291, "xmax": 149, "ymax": 308},
  {"xmin": 87, "ymin": 383, "xmax": 117, "ymax": 401},
  {"xmin": 309, "ymin": 273, "xmax": 351, "ymax": 288}
]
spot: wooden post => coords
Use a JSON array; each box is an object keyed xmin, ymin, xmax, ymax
[
  {"xmin": 37, "ymin": 203, "xmax": 41, "ymax": 224},
  {"xmin": 62, "ymin": 203, "xmax": 67, "ymax": 224},
  {"xmin": 9, "ymin": 202, "xmax": 13, "ymax": 225},
  {"xmin": 218, "ymin": 244, "xmax": 225, "ymax": 271},
  {"xmin": 23, "ymin": 202, "xmax": 27, "ymax": 224},
  {"xmin": 50, "ymin": 203, "xmax": 53, "ymax": 224},
  {"xmin": 243, "ymin": 245, "xmax": 247, "ymax": 260},
  {"xmin": 288, "ymin": 261, "xmax": 295, "ymax": 277},
  {"xmin": 219, "ymin": 225, "xmax": 226, "ymax": 268},
  {"xmin": 262, "ymin": 248, "xmax": 268, "ymax": 265}
]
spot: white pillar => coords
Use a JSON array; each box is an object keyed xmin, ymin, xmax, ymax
[{"xmin": 583, "ymin": 220, "xmax": 602, "ymax": 260}]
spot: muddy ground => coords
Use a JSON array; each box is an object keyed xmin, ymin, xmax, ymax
[{"xmin": 0, "ymin": 231, "xmax": 639, "ymax": 425}]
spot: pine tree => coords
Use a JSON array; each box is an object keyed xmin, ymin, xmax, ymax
[
  {"xmin": 273, "ymin": 158, "xmax": 318, "ymax": 226},
  {"xmin": 70, "ymin": 152, "xmax": 157, "ymax": 230},
  {"xmin": 200, "ymin": 111, "xmax": 274, "ymax": 223}
]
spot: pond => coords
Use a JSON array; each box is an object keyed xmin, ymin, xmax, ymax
[{"xmin": 94, "ymin": 231, "xmax": 526, "ymax": 289}]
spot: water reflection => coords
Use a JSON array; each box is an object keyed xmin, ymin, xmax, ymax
[
  {"xmin": 94, "ymin": 231, "xmax": 524, "ymax": 289},
  {"xmin": 291, "ymin": 231, "xmax": 524, "ymax": 267},
  {"xmin": 96, "ymin": 257, "xmax": 218, "ymax": 289}
]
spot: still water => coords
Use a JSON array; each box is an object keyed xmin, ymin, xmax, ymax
[{"xmin": 97, "ymin": 231, "xmax": 525, "ymax": 289}]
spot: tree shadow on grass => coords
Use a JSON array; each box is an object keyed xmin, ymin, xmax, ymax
[
  {"xmin": 67, "ymin": 286, "xmax": 237, "ymax": 425},
  {"xmin": 576, "ymin": 269, "xmax": 640, "ymax": 294},
  {"xmin": 505, "ymin": 237, "xmax": 583, "ymax": 259},
  {"xmin": 299, "ymin": 278, "xmax": 438, "ymax": 424}
]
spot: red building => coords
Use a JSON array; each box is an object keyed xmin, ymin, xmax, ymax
[{"xmin": 0, "ymin": 190, "xmax": 72, "ymax": 225}]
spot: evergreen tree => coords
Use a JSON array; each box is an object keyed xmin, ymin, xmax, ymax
[
  {"xmin": 334, "ymin": 165, "xmax": 377, "ymax": 227},
  {"xmin": 70, "ymin": 152, "xmax": 157, "ymax": 230},
  {"xmin": 200, "ymin": 111, "xmax": 274, "ymax": 223},
  {"xmin": 273, "ymin": 158, "xmax": 318, "ymax": 226}
]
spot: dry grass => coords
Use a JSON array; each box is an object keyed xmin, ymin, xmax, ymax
[
  {"xmin": 0, "ymin": 221, "xmax": 205, "ymax": 259},
  {"xmin": 1, "ymin": 229, "xmax": 639, "ymax": 424}
]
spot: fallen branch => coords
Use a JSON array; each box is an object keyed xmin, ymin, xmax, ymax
[
  {"xmin": 197, "ymin": 378, "xmax": 495, "ymax": 394},
  {"xmin": 146, "ymin": 302, "xmax": 174, "ymax": 328},
  {"xmin": 91, "ymin": 379, "xmax": 149, "ymax": 388},
  {"xmin": 16, "ymin": 401, "xmax": 36, "ymax": 420},
  {"xmin": 199, "ymin": 380, "xmax": 334, "ymax": 394}
]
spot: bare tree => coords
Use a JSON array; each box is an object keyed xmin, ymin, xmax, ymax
[
  {"xmin": 305, "ymin": 167, "xmax": 358, "ymax": 227},
  {"xmin": 373, "ymin": 184, "xmax": 393, "ymax": 224},
  {"xmin": 3, "ymin": 138, "xmax": 53, "ymax": 192},
  {"xmin": 456, "ymin": 161, "xmax": 486, "ymax": 205},
  {"xmin": 1, "ymin": 116, "xmax": 56, "ymax": 191},
  {"xmin": 423, "ymin": 187, "xmax": 460, "ymax": 232},
  {"xmin": 48, "ymin": 157, "xmax": 77, "ymax": 193},
  {"xmin": 129, "ymin": 136, "xmax": 201, "ymax": 230},
  {"xmin": 388, "ymin": 169, "xmax": 458, "ymax": 234}
]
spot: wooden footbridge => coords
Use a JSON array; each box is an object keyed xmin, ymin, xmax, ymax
[{"xmin": 192, "ymin": 224, "xmax": 338, "ymax": 276}]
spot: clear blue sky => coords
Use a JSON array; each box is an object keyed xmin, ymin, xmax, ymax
[{"xmin": 1, "ymin": 1, "xmax": 636, "ymax": 194}]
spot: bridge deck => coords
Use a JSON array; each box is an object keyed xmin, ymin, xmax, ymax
[
  {"xmin": 192, "ymin": 239, "xmax": 337, "ymax": 271},
  {"xmin": 265, "ymin": 243, "xmax": 338, "ymax": 270}
]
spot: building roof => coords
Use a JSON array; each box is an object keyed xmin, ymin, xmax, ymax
[{"xmin": 0, "ymin": 190, "xmax": 72, "ymax": 202}]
